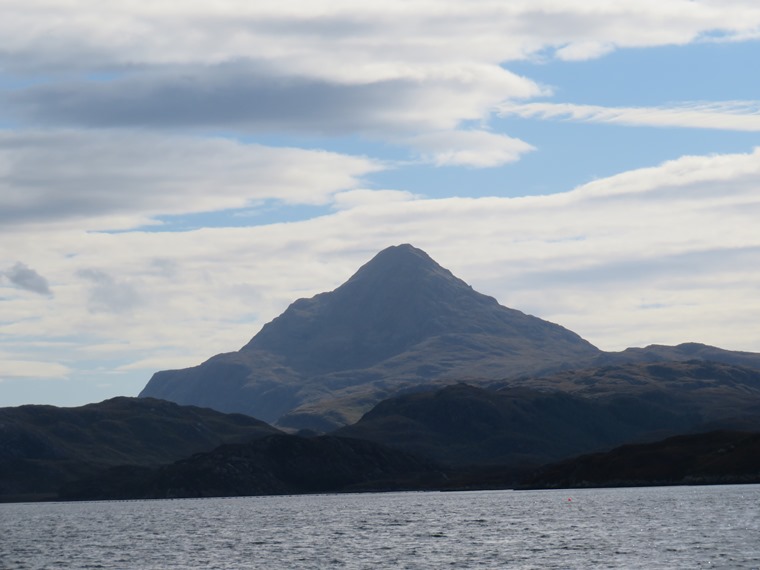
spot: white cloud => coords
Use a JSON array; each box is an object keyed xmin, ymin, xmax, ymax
[
  {"xmin": 77, "ymin": 269, "xmax": 141, "ymax": 314},
  {"xmin": 3, "ymin": 1, "xmax": 759, "ymax": 167},
  {"xmin": 555, "ymin": 41, "xmax": 615, "ymax": 61},
  {"xmin": 0, "ymin": 129, "xmax": 383, "ymax": 230},
  {"xmin": 500, "ymin": 101, "xmax": 760, "ymax": 131},
  {"xmin": 406, "ymin": 130, "xmax": 536, "ymax": 168},
  {"xmin": 3, "ymin": 2, "xmax": 759, "ymax": 72},
  {"xmin": 332, "ymin": 189, "xmax": 418, "ymax": 210}
]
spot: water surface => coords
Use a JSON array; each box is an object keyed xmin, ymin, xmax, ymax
[{"xmin": 2, "ymin": 485, "xmax": 759, "ymax": 569}]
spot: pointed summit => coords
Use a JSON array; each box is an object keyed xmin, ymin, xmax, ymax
[
  {"xmin": 245, "ymin": 244, "xmax": 508, "ymax": 374},
  {"xmin": 344, "ymin": 244, "xmax": 455, "ymax": 287},
  {"xmin": 140, "ymin": 245, "xmax": 600, "ymax": 429}
]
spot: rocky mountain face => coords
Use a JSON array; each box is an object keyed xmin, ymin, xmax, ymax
[{"xmin": 140, "ymin": 244, "xmax": 601, "ymax": 430}]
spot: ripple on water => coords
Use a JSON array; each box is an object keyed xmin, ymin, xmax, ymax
[{"xmin": 1, "ymin": 486, "xmax": 760, "ymax": 569}]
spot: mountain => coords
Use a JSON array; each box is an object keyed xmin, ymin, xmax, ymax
[
  {"xmin": 593, "ymin": 342, "xmax": 760, "ymax": 369},
  {"xmin": 336, "ymin": 384, "xmax": 641, "ymax": 468},
  {"xmin": 335, "ymin": 359, "xmax": 760, "ymax": 468},
  {"xmin": 0, "ymin": 397, "xmax": 281, "ymax": 502},
  {"xmin": 59, "ymin": 434, "xmax": 446, "ymax": 501},
  {"xmin": 140, "ymin": 244, "xmax": 600, "ymax": 430},
  {"xmin": 521, "ymin": 430, "xmax": 760, "ymax": 489},
  {"xmin": 502, "ymin": 359, "xmax": 760, "ymax": 430}
]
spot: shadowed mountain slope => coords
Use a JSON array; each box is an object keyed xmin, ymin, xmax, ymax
[
  {"xmin": 335, "ymin": 364, "xmax": 760, "ymax": 469},
  {"xmin": 333, "ymin": 383, "xmax": 685, "ymax": 468},
  {"xmin": 60, "ymin": 434, "xmax": 445, "ymax": 501},
  {"xmin": 521, "ymin": 430, "xmax": 760, "ymax": 489},
  {"xmin": 140, "ymin": 244, "xmax": 600, "ymax": 429},
  {"xmin": 0, "ymin": 397, "xmax": 281, "ymax": 501}
]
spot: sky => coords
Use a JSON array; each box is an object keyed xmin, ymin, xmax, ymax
[{"xmin": 1, "ymin": 1, "xmax": 759, "ymax": 408}]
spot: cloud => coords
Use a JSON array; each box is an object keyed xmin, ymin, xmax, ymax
[
  {"xmin": 554, "ymin": 41, "xmax": 615, "ymax": 61},
  {"xmin": 405, "ymin": 130, "xmax": 535, "ymax": 167},
  {"xmin": 3, "ymin": 262, "xmax": 52, "ymax": 295},
  {"xmin": 499, "ymin": 101, "xmax": 760, "ymax": 131},
  {"xmin": 332, "ymin": 189, "xmax": 418, "ymax": 210},
  {"xmin": 4, "ymin": 1, "xmax": 759, "ymax": 168},
  {"xmin": 3, "ymin": 2, "xmax": 759, "ymax": 73},
  {"xmin": 0, "ymin": 359, "xmax": 70, "ymax": 380},
  {"xmin": 9, "ymin": 64, "xmax": 541, "ymax": 137},
  {"xmin": 77, "ymin": 269, "xmax": 140, "ymax": 314},
  {"xmin": 0, "ymin": 129, "xmax": 383, "ymax": 230}
]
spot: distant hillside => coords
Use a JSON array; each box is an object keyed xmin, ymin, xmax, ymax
[
  {"xmin": 504, "ymin": 359, "xmax": 760, "ymax": 430},
  {"xmin": 521, "ymin": 431, "xmax": 760, "ymax": 489},
  {"xmin": 595, "ymin": 342, "xmax": 760, "ymax": 370},
  {"xmin": 0, "ymin": 397, "xmax": 280, "ymax": 502},
  {"xmin": 336, "ymin": 360, "xmax": 760, "ymax": 467},
  {"xmin": 141, "ymin": 244, "xmax": 600, "ymax": 430},
  {"xmin": 60, "ymin": 434, "xmax": 445, "ymax": 501},
  {"xmin": 335, "ymin": 383, "xmax": 687, "ymax": 468}
]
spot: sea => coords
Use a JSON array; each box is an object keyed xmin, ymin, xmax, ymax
[{"xmin": 2, "ymin": 485, "xmax": 759, "ymax": 569}]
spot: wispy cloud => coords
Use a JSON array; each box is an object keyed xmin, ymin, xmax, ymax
[
  {"xmin": 405, "ymin": 130, "xmax": 535, "ymax": 168},
  {"xmin": 0, "ymin": 358, "xmax": 69, "ymax": 380},
  {"xmin": 499, "ymin": 101, "xmax": 760, "ymax": 131}
]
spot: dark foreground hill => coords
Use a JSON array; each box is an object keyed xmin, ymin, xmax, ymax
[
  {"xmin": 140, "ymin": 244, "xmax": 600, "ymax": 430},
  {"xmin": 521, "ymin": 430, "xmax": 760, "ymax": 489},
  {"xmin": 60, "ymin": 434, "xmax": 446, "ymax": 500},
  {"xmin": 0, "ymin": 397, "xmax": 280, "ymax": 502}
]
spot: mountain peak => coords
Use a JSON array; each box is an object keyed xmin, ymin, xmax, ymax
[
  {"xmin": 243, "ymin": 244, "xmax": 483, "ymax": 373},
  {"xmin": 361, "ymin": 244, "xmax": 433, "ymax": 267},
  {"xmin": 340, "ymin": 243, "xmax": 473, "ymax": 299},
  {"xmin": 345, "ymin": 244, "xmax": 456, "ymax": 287},
  {"xmin": 141, "ymin": 245, "xmax": 600, "ymax": 427},
  {"xmin": 243, "ymin": 244, "xmax": 593, "ymax": 376}
]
